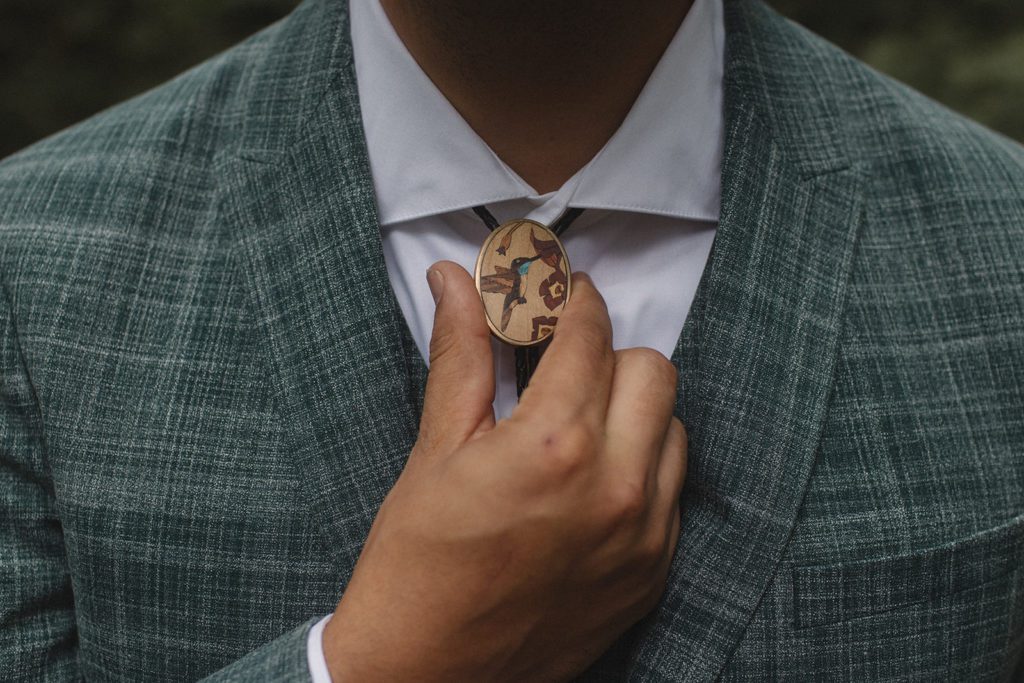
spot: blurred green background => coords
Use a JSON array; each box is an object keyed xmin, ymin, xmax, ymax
[{"xmin": 1, "ymin": 0, "xmax": 1022, "ymax": 159}]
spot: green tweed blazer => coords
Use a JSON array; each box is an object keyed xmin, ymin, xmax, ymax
[{"xmin": 2, "ymin": 0, "xmax": 1023, "ymax": 680}]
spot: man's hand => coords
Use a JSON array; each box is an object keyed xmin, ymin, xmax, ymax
[{"xmin": 323, "ymin": 260, "xmax": 687, "ymax": 682}]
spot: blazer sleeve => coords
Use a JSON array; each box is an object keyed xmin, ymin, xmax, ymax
[
  {"xmin": 0, "ymin": 283, "xmax": 318, "ymax": 682},
  {"xmin": 198, "ymin": 617, "xmax": 319, "ymax": 682},
  {"xmin": 0, "ymin": 282, "xmax": 79, "ymax": 680}
]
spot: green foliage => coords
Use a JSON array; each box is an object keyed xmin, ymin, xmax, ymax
[
  {"xmin": 0, "ymin": 0, "xmax": 1021, "ymax": 159},
  {"xmin": 771, "ymin": 0, "xmax": 1024, "ymax": 142},
  {"xmin": 0, "ymin": 0, "xmax": 299, "ymax": 158}
]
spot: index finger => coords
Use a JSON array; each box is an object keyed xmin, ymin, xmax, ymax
[{"xmin": 514, "ymin": 271, "xmax": 615, "ymax": 429}]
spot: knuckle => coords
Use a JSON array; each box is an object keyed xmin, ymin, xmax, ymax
[
  {"xmin": 668, "ymin": 418, "xmax": 689, "ymax": 476},
  {"xmin": 562, "ymin": 418, "xmax": 601, "ymax": 457},
  {"xmin": 606, "ymin": 478, "xmax": 648, "ymax": 525},
  {"xmin": 427, "ymin": 327, "xmax": 460, "ymax": 365},
  {"xmin": 619, "ymin": 347, "xmax": 678, "ymax": 394},
  {"xmin": 670, "ymin": 414, "xmax": 685, "ymax": 436},
  {"xmin": 540, "ymin": 420, "xmax": 597, "ymax": 478},
  {"xmin": 638, "ymin": 530, "xmax": 667, "ymax": 568},
  {"xmin": 640, "ymin": 347, "xmax": 679, "ymax": 385}
]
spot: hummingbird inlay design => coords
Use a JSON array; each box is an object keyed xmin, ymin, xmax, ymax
[
  {"xmin": 479, "ymin": 254, "xmax": 542, "ymax": 332},
  {"xmin": 474, "ymin": 219, "xmax": 571, "ymax": 346}
]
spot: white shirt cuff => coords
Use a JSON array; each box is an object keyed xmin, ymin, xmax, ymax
[{"xmin": 306, "ymin": 613, "xmax": 334, "ymax": 683}]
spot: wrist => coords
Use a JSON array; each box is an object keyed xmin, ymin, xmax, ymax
[
  {"xmin": 321, "ymin": 608, "xmax": 364, "ymax": 681},
  {"xmin": 324, "ymin": 599, "xmax": 464, "ymax": 682},
  {"xmin": 322, "ymin": 603, "xmax": 410, "ymax": 681}
]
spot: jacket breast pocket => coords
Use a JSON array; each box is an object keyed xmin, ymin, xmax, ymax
[{"xmin": 792, "ymin": 513, "xmax": 1024, "ymax": 630}]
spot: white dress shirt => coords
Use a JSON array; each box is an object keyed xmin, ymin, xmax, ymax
[{"xmin": 308, "ymin": 0, "xmax": 724, "ymax": 678}]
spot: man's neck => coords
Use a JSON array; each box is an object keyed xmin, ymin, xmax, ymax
[{"xmin": 379, "ymin": 0, "xmax": 695, "ymax": 194}]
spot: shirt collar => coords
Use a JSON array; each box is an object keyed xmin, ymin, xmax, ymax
[{"xmin": 349, "ymin": 0, "xmax": 724, "ymax": 227}]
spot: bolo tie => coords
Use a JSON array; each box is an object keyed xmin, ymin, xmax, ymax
[{"xmin": 470, "ymin": 204, "xmax": 586, "ymax": 398}]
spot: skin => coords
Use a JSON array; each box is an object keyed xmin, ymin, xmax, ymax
[
  {"xmin": 324, "ymin": 266, "xmax": 687, "ymax": 681},
  {"xmin": 324, "ymin": 3, "xmax": 693, "ymax": 679},
  {"xmin": 377, "ymin": 0, "xmax": 695, "ymax": 193}
]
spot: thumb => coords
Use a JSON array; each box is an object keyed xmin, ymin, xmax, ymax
[{"xmin": 415, "ymin": 260, "xmax": 496, "ymax": 457}]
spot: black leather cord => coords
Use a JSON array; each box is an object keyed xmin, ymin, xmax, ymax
[
  {"xmin": 474, "ymin": 205, "xmax": 584, "ymax": 237},
  {"xmin": 472, "ymin": 205, "xmax": 501, "ymax": 230},
  {"xmin": 471, "ymin": 205, "xmax": 585, "ymax": 398}
]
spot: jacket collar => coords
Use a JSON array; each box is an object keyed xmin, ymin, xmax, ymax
[{"xmin": 222, "ymin": 0, "xmax": 864, "ymax": 679}]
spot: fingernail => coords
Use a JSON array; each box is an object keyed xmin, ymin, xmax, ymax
[{"xmin": 426, "ymin": 268, "xmax": 445, "ymax": 304}]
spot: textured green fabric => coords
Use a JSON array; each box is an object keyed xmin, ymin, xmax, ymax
[
  {"xmin": 1, "ymin": 0, "xmax": 1022, "ymax": 680},
  {"xmin": 197, "ymin": 619, "xmax": 317, "ymax": 683}
]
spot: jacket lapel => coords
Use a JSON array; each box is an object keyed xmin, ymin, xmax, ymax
[
  {"xmin": 220, "ymin": 0, "xmax": 427, "ymax": 574},
  {"xmin": 595, "ymin": 1, "xmax": 867, "ymax": 680}
]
